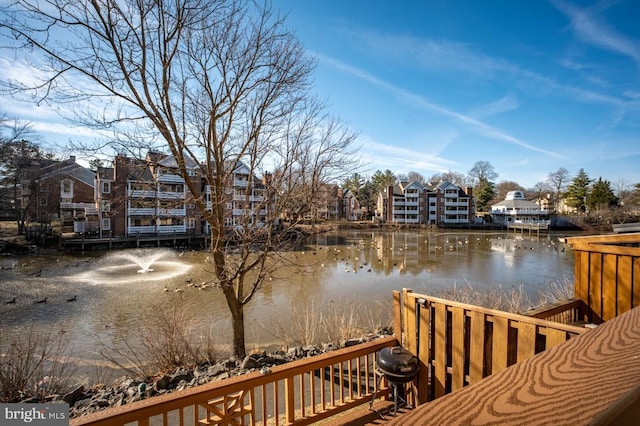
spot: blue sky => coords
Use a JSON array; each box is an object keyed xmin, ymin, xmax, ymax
[
  {"xmin": 2, "ymin": 0, "xmax": 639, "ymax": 189},
  {"xmin": 271, "ymin": 0, "xmax": 640, "ymax": 188}
]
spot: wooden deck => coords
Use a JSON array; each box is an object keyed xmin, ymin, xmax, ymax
[{"xmin": 385, "ymin": 305, "xmax": 640, "ymax": 425}]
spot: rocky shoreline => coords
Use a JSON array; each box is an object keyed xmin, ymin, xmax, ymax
[{"xmin": 36, "ymin": 333, "xmax": 392, "ymax": 418}]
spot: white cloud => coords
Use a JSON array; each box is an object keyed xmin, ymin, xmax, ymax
[
  {"xmin": 357, "ymin": 134, "xmax": 458, "ymax": 176},
  {"xmin": 468, "ymin": 94, "xmax": 520, "ymax": 119},
  {"xmin": 552, "ymin": 0, "xmax": 640, "ymax": 66},
  {"xmin": 322, "ymin": 55, "xmax": 565, "ymax": 158}
]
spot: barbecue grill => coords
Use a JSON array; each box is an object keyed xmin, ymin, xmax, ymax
[{"xmin": 369, "ymin": 346, "xmax": 419, "ymax": 417}]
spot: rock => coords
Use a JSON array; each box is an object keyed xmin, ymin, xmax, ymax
[
  {"xmin": 155, "ymin": 374, "xmax": 171, "ymax": 390},
  {"xmin": 63, "ymin": 385, "xmax": 86, "ymax": 405},
  {"xmin": 170, "ymin": 372, "xmax": 193, "ymax": 386},
  {"xmin": 343, "ymin": 338, "xmax": 363, "ymax": 347},
  {"xmin": 207, "ymin": 364, "xmax": 227, "ymax": 377},
  {"xmin": 241, "ymin": 356, "xmax": 260, "ymax": 370}
]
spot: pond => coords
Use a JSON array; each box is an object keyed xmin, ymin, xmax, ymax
[{"xmin": 0, "ymin": 228, "xmax": 576, "ymax": 383}]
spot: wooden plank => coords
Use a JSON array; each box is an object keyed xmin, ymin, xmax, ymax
[
  {"xmin": 417, "ymin": 302, "xmax": 430, "ymax": 403},
  {"xmin": 602, "ymin": 253, "xmax": 618, "ymax": 321},
  {"xmin": 385, "ymin": 307, "xmax": 640, "ymax": 426},
  {"xmin": 634, "ymin": 258, "xmax": 640, "ymax": 310},
  {"xmin": 285, "ymin": 376, "xmax": 295, "ymax": 423},
  {"xmin": 617, "ymin": 256, "xmax": 633, "ymax": 315},
  {"xmin": 405, "ymin": 293, "xmax": 585, "ymax": 334},
  {"xmin": 574, "ymin": 251, "xmax": 588, "ymax": 303},
  {"xmin": 491, "ymin": 316, "xmax": 508, "ymax": 374},
  {"xmin": 468, "ymin": 311, "xmax": 485, "ymax": 384},
  {"xmin": 589, "ymin": 252, "xmax": 603, "ymax": 321},
  {"xmin": 451, "ymin": 306, "xmax": 465, "ymax": 391},
  {"xmin": 404, "ymin": 294, "xmax": 418, "ymax": 357},
  {"xmin": 544, "ymin": 328, "xmax": 568, "ymax": 350},
  {"xmin": 516, "ymin": 322, "xmax": 536, "ymax": 363},
  {"xmin": 433, "ymin": 303, "xmax": 447, "ymax": 398}
]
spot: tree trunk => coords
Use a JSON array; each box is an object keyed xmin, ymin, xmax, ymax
[
  {"xmin": 219, "ymin": 276, "xmax": 247, "ymax": 359},
  {"xmin": 230, "ymin": 304, "xmax": 246, "ymax": 359}
]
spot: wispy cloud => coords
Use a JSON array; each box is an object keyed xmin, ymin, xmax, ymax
[
  {"xmin": 358, "ymin": 135, "xmax": 458, "ymax": 176},
  {"xmin": 551, "ymin": 0, "xmax": 640, "ymax": 66},
  {"xmin": 468, "ymin": 94, "xmax": 520, "ymax": 119},
  {"xmin": 321, "ymin": 55, "xmax": 565, "ymax": 158},
  {"xmin": 341, "ymin": 27, "xmax": 632, "ymax": 110}
]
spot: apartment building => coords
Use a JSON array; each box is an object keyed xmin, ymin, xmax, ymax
[
  {"xmin": 19, "ymin": 156, "xmax": 96, "ymax": 232},
  {"xmin": 377, "ymin": 181, "xmax": 429, "ymax": 224},
  {"xmin": 95, "ymin": 152, "xmax": 205, "ymax": 238},
  {"xmin": 376, "ymin": 180, "xmax": 474, "ymax": 226},
  {"xmin": 429, "ymin": 181, "xmax": 474, "ymax": 226}
]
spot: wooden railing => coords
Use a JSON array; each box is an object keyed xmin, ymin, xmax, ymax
[
  {"xmin": 70, "ymin": 336, "xmax": 396, "ymax": 426},
  {"xmin": 395, "ymin": 290, "xmax": 588, "ymax": 404},
  {"xmin": 523, "ymin": 298, "xmax": 589, "ymax": 325},
  {"xmin": 567, "ymin": 232, "xmax": 640, "ymax": 323},
  {"xmin": 387, "ymin": 305, "xmax": 640, "ymax": 425}
]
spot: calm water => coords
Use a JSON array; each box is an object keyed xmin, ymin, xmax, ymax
[{"xmin": 0, "ymin": 228, "xmax": 576, "ymax": 381}]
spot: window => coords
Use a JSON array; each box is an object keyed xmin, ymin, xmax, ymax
[
  {"xmin": 187, "ymin": 218, "xmax": 196, "ymax": 228},
  {"xmin": 102, "ymin": 218, "xmax": 111, "ymax": 231},
  {"xmin": 101, "ymin": 181, "xmax": 111, "ymax": 194},
  {"xmin": 61, "ymin": 180, "xmax": 72, "ymax": 194},
  {"xmin": 101, "ymin": 200, "xmax": 111, "ymax": 212}
]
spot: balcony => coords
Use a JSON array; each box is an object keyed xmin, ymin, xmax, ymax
[
  {"xmin": 157, "ymin": 173, "xmax": 185, "ymax": 183},
  {"xmin": 158, "ymin": 191, "xmax": 186, "ymax": 200},
  {"xmin": 443, "ymin": 201, "xmax": 468, "ymax": 207},
  {"xmin": 157, "ymin": 208, "xmax": 186, "ymax": 216},
  {"xmin": 128, "ymin": 208, "xmax": 156, "ymax": 216},
  {"xmin": 69, "ymin": 233, "xmax": 640, "ymax": 425},
  {"xmin": 128, "ymin": 189, "xmax": 157, "ymax": 198}
]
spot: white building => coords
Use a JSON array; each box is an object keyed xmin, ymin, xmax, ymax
[{"xmin": 490, "ymin": 190, "xmax": 549, "ymax": 226}]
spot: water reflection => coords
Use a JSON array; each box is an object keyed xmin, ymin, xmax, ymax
[{"xmin": 0, "ymin": 229, "xmax": 576, "ymax": 381}]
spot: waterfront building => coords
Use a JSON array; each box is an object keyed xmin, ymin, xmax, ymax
[
  {"xmin": 490, "ymin": 190, "xmax": 549, "ymax": 226},
  {"xmin": 376, "ymin": 180, "xmax": 474, "ymax": 226}
]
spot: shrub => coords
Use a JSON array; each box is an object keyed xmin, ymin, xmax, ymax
[{"xmin": 0, "ymin": 327, "xmax": 77, "ymax": 402}]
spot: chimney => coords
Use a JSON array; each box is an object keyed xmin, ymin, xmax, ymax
[
  {"xmin": 466, "ymin": 186, "xmax": 473, "ymax": 197},
  {"xmin": 70, "ymin": 155, "xmax": 76, "ymax": 163}
]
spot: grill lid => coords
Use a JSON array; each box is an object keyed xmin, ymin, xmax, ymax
[{"xmin": 377, "ymin": 346, "xmax": 418, "ymax": 381}]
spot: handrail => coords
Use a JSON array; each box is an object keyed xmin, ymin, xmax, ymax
[
  {"xmin": 70, "ymin": 336, "xmax": 396, "ymax": 426},
  {"xmin": 523, "ymin": 298, "xmax": 588, "ymax": 324},
  {"xmin": 397, "ymin": 290, "xmax": 588, "ymax": 404},
  {"xmin": 567, "ymin": 232, "xmax": 640, "ymax": 322},
  {"xmin": 388, "ymin": 306, "xmax": 640, "ymax": 425}
]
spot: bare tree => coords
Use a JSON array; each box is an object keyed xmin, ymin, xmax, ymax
[
  {"xmin": 546, "ymin": 167, "xmax": 570, "ymax": 212},
  {"xmin": 0, "ymin": 0, "xmax": 358, "ymax": 358},
  {"xmin": 406, "ymin": 171, "xmax": 425, "ymax": 185},
  {"xmin": 468, "ymin": 161, "xmax": 498, "ymax": 186},
  {"xmin": 530, "ymin": 181, "xmax": 552, "ymax": 205},
  {"xmin": 493, "ymin": 180, "xmax": 525, "ymax": 203},
  {"xmin": 428, "ymin": 170, "xmax": 467, "ymax": 187},
  {"xmin": 612, "ymin": 178, "xmax": 632, "ymax": 206},
  {"xmin": 0, "ymin": 114, "xmax": 50, "ymax": 233}
]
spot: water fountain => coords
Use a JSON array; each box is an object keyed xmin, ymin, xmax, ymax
[{"xmin": 71, "ymin": 248, "xmax": 193, "ymax": 285}]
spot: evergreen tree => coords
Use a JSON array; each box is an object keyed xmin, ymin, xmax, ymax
[
  {"xmin": 586, "ymin": 177, "xmax": 618, "ymax": 211},
  {"xmin": 631, "ymin": 183, "xmax": 640, "ymax": 206},
  {"xmin": 475, "ymin": 179, "xmax": 496, "ymax": 212},
  {"xmin": 563, "ymin": 169, "xmax": 591, "ymax": 213},
  {"xmin": 370, "ymin": 169, "xmax": 396, "ymax": 193}
]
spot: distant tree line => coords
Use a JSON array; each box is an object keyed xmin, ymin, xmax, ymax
[{"xmin": 341, "ymin": 161, "xmax": 640, "ymax": 218}]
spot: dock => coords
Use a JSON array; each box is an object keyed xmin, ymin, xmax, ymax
[{"xmin": 507, "ymin": 220, "xmax": 549, "ymax": 236}]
